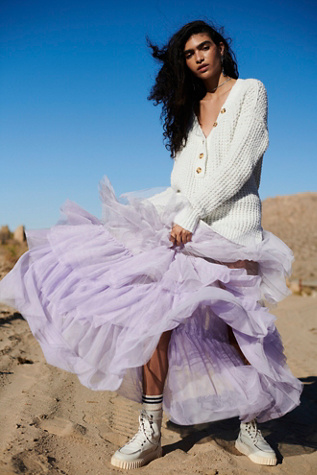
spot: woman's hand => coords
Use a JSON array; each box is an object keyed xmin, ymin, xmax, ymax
[{"xmin": 169, "ymin": 224, "xmax": 192, "ymax": 246}]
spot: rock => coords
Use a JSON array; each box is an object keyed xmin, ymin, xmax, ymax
[
  {"xmin": 289, "ymin": 281, "xmax": 300, "ymax": 294},
  {"xmin": 13, "ymin": 225, "xmax": 26, "ymax": 243},
  {"xmin": 0, "ymin": 225, "xmax": 11, "ymax": 243}
]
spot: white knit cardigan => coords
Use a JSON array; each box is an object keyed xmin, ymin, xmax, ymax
[{"xmin": 150, "ymin": 78, "xmax": 269, "ymax": 246}]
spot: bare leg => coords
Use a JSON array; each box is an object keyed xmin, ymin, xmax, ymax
[
  {"xmin": 142, "ymin": 330, "xmax": 172, "ymax": 395},
  {"xmin": 221, "ymin": 261, "xmax": 276, "ymax": 465},
  {"xmin": 111, "ymin": 333, "xmax": 170, "ymax": 469}
]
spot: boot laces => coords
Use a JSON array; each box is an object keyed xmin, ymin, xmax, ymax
[
  {"xmin": 125, "ymin": 410, "xmax": 155, "ymax": 447},
  {"xmin": 243, "ymin": 420, "xmax": 264, "ymax": 443}
]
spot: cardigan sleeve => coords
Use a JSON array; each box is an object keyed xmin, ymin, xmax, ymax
[{"xmin": 173, "ymin": 80, "xmax": 269, "ymax": 233}]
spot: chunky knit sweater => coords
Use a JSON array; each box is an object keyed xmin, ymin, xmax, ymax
[{"xmin": 149, "ymin": 78, "xmax": 269, "ymax": 246}]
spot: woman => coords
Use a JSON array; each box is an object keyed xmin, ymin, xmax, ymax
[{"xmin": 0, "ymin": 20, "xmax": 302, "ymax": 470}]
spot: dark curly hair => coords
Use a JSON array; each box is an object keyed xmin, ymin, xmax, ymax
[{"xmin": 147, "ymin": 20, "xmax": 239, "ymax": 157}]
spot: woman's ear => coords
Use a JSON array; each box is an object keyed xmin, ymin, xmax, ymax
[{"xmin": 218, "ymin": 42, "xmax": 225, "ymax": 56}]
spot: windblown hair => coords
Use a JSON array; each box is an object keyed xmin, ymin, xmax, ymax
[{"xmin": 147, "ymin": 20, "xmax": 239, "ymax": 157}]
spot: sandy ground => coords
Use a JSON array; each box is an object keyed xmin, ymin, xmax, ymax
[{"xmin": 0, "ymin": 295, "xmax": 316, "ymax": 475}]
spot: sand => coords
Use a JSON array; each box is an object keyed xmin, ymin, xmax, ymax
[{"xmin": 0, "ymin": 295, "xmax": 316, "ymax": 475}]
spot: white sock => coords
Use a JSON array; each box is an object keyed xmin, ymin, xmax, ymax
[{"xmin": 142, "ymin": 394, "xmax": 163, "ymax": 412}]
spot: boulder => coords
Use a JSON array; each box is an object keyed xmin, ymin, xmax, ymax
[
  {"xmin": 289, "ymin": 281, "xmax": 300, "ymax": 294},
  {"xmin": 0, "ymin": 225, "xmax": 11, "ymax": 243},
  {"xmin": 14, "ymin": 225, "xmax": 26, "ymax": 243}
]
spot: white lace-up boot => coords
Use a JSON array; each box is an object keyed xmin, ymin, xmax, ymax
[
  {"xmin": 110, "ymin": 408, "xmax": 162, "ymax": 469},
  {"xmin": 235, "ymin": 419, "xmax": 277, "ymax": 465}
]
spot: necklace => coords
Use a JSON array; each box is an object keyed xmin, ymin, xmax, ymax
[{"xmin": 210, "ymin": 77, "xmax": 231, "ymax": 93}]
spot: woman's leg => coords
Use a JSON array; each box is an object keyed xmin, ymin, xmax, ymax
[
  {"xmin": 223, "ymin": 260, "xmax": 277, "ymax": 465},
  {"xmin": 111, "ymin": 330, "xmax": 172, "ymax": 469},
  {"xmin": 142, "ymin": 330, "xmax": 172, "ymax": 395}
]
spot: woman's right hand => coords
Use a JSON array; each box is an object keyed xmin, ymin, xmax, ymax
[{"xmin": 169, "ymin": 224, "xmax": 192, "ymax": 246}]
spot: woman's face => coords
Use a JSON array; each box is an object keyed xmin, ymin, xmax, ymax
[{"xmin": 184, "ymin": 33, "xmax": 224, "ymax": 79}]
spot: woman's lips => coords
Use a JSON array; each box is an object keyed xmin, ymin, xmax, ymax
[{"xmin": 197, "ymin": 64, "xmax": 209, "ymax": 72}]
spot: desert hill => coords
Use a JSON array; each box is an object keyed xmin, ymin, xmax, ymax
[{"xmin": 262, "ymin": 192, "xmax": 317, "ymax": 281}]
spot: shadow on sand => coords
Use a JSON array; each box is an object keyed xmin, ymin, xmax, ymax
[
  {"xmin": 0, "ymin": 311, "xmax": 24, "ymax": 326},
  {"xmin": 164, "ymin": 376, "xmax": 317, "ymax": 463}
]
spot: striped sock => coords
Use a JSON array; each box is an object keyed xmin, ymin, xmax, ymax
[{"xmin": 142, "ymin": 394, "xmax": 163, "ymax": 411}]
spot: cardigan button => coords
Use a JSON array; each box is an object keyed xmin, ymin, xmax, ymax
[
  {"xmin": 199, "ymin": 153, "xmax": 204, "ymax": 159},
  {"xmin": 213, "ymin": 121, "xmax": 218, "ymax": 127},
  {"xmin": 221, "ymin": 108, "xmax": 226, "ymax": 113},
  {"xmin": 196, "ymin": 167, "xmax": 202, "ymax": 174}
]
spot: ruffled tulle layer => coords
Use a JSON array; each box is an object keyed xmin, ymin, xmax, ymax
[{"xmin": 0, "ymin": 177, "xmax": 302, "ymax": 424}]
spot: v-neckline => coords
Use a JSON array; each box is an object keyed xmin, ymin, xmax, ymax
[{"xmin": 195, "ymin": 78, "xmax": 241, "ymax": 139}]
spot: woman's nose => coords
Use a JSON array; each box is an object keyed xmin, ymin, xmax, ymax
[{"xmin": 195, "ymin": 51, "xmax": 204, "ymax": 63}]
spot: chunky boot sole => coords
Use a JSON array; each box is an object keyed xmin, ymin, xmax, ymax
[
  {"xmin": 235, "ymin": 439, "xmax": 277, "ymax": 466},
  {"xmin": 110, "ymin": 446, "xmax": 162, "ymax": 469}
]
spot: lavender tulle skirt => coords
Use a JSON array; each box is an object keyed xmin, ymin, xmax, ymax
[{"xmin": 0, "ymin": 178, "xmax": 302, "ymax": 424}]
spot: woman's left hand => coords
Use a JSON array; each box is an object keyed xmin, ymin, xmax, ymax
[{"xmin": 169, "ymin": 224, "xmax": 192, "ymax": 246}]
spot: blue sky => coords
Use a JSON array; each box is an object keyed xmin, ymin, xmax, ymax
[{"xmin": 1, "ymin": 0, "xmax": 316, "ymax": 230}]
